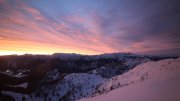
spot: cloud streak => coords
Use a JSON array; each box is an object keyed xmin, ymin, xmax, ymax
[{"xmin": 0, "ymin": 0, "xmax": 179, "ymax": 56}]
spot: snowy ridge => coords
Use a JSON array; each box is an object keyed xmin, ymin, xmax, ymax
[
  {"xmin": 3, "ymin": 73, "xmax": 105, "ymax": 101},
  {"xmin": 79, "ymin": 57, "xmax": 180, "ymax": 101},
  {"xmin": 94, "ymin": 57, "xmax": 180, "ymax": 94},
  {"xmin": 31, "ymin": 73, "xmax": 105, "ymax": 101}
]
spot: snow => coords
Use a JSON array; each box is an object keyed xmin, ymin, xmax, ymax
[
  {"xmin": 52, "ymin": 73, "xmax": 105, "ymax": 101},
  {"xmin": 3, "ymin": 73, "xmax": 105, "ymax": 101},
  {"xmin": 79, "ymin": 58, "xmax": 180, "ymax": 101},
  {"xmin": 29, "ymin": 73, "xmax": 105, "ymax": 101},
  {"xmin": 1, "ymin": 55, "xmax": 178, "ymax": 101},
  {"xmin": 2, "ymin": 91, "xmax": 29, "ymax": 101},
  {"xmin": 3, "ymin": 69, "xmax": 30, "ymax": 78},
  {"xmin": 1, "ymin": 69, "xmax": 13, "ymax": 75},
  {"xmin": 0, "ymin": 69, "xmax": 27, "ymax": 78},
  {"xmin": 14, "ymin": 83, "xmax": 28, "ymax": 88}
]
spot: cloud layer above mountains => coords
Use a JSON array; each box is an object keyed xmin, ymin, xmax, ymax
[{"xmin": 0, "ymin": 0, "xmax": 180, "ymax": 55}]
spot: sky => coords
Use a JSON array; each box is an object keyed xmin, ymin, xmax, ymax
[{"xmin": 0, "ymin": 0, "xmax": 180, "ymax": 56}]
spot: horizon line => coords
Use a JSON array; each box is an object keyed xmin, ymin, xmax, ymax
[{"xmin": 0, "ymin": 52, "xmax": 178, "ymax": 57}]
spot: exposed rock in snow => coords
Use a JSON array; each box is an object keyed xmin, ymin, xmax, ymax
[{"xmin": 14, "ymin": 83, "xmax": 28, "ymax": 88}]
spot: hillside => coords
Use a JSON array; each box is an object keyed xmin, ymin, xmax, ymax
[
  {"xmin": 79, "ymin": 58, "xmax": 180, "ymax": 101},
  {"xmin": 0, "ymin": 53, "xmax": 177, "ymax": 101}
]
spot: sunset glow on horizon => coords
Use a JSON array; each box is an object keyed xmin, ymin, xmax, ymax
[{"xmin": 0, "ymin": 0, "xmax": 180, "ymax": 56}]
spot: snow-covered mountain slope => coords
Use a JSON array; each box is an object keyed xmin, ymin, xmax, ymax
[
  {"xmin": 79, "ymin": 58, "xmax": 180, "ymax": 101},
  {"xmin": 2, "ymin": 73, "xmax": 105, "ymax": 101},
  {"xmin": 0, "ymin": 53, "xmax": 176, "ymax": 101},
  {"xmin": 88, "ymin": 57, "xmax": 149, "ymax": 78},
  {"xmin": 28, "ymin": 73, "xmax": 105, "ymax": 101}
]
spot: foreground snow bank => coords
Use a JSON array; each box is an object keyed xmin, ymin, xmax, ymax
[{"xmin": 79, "ymin": 58, "xmax": 180, "ymax": 101}]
